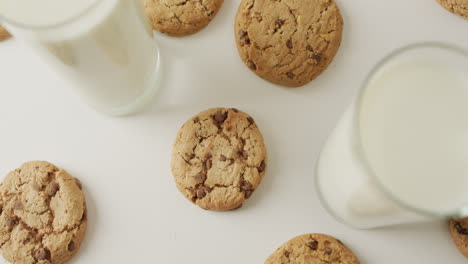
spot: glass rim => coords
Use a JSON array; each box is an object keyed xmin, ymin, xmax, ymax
[
  {"xmin": 0, "ymin": 0, "xmax": 103, "ymax": 30},
  {"xmin": 354, "ymin": 41, "xmax": 468, "ymax": 219}
]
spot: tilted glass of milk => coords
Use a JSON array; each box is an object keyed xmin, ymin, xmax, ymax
[
  {"xmin": 0, "ymin": 0, "xmax": 160, "ymax": 116},
  {"xmin": 316, "ymin": 43, "xmax": 468, "ymax": 229}
]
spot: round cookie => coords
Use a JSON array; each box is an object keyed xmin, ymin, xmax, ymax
[
  {"xmin": 0, "ymin": 25, "xmax": 11, "ymax": 41},
  {"xmin": 235, "ymin": 0, "xmax": 344, "ymax": 87},
  {"xmin": 265, "ymin": 233, "xmax": 360, "ymax": 264},
  {"xmin": 437, "ymin": 0, "xmax": 468, "ymax": 19},
  {"xmin": 449, "ymin": 218, "xmax": 468, "ymax": 258},
  {"xmin": 144, "ymin": 0, "xmax": 224, "ymax": 36},
  {"xmin": 171, "ymin": 108, "xmax": 267, "ymax": 211},
  {"xmin": 0, "ymin": 161, "xmax": 87, "ymax": 264}
]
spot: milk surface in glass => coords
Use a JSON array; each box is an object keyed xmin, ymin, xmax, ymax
[
  {"xmin": 316, "ymin": 44, "xmax": 468, "ymax": 228},
  {"xmin": 0, "ymin": 0, "xmax": 159, "ymax": 115}
]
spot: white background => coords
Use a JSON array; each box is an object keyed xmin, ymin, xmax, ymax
[{"xmin": 1, "ymin": 0, "xmax": 468, "ymax": 263}]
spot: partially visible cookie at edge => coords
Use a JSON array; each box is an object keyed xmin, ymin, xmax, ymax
[
  {"xmin": 436, "ymin": 0, "xmax": 468, "ymax": 19},
  {"xmin": 0, "ymin": 161, "xmax": 87, "ymax": 264},
  {"xmin": 265, "ymin": 233, "xmax": 360, "ymax": 264},
  {"xmin": 144, "ymin": 0, "xmax": 224, "ymax": 36},
  {"xmin": 0, "ymin": 25, "xmax": 11, "ymax": 41},
  {"xmin": 235, "ymin": 0, "xmax": 344, "ymax": 87},
  {"xmin": 171, "ymin": 108, "xmax": 267, "ymax": 211},
  {"xmin": 449, "ymin": 218, "xmax": 468, "ymax": 258}
]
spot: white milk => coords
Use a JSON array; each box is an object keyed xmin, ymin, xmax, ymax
[
  {"xmin": 316, "ymin": 45, "xmax": 468, "ymax": 228},
  {"xmin": 0, "ymin": 0, "xmax": 159, "ymax": 115}
]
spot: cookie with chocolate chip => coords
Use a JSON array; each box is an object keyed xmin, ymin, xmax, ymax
[
  {"xmin": 449, "ymin": 218, "xmax": 468, "ymax": 258},
  {"xmin": 436, "ymin": 0, "xmax": 468, "ymax": 19},
  {"xmin": 171, "ymin": 108, "xmax": 267, "ymax": 211},
  {"xmin": 0, "ymin": 25, "xmax": 11, "ymax": 41},
  {"xmin": 0, "ymin": 161, "xmax": 87, "ymax": 264},
  {"xmin": 144, "ymin": 0, "xmax": 224, "ymax": 36},
  {"xmin": 235, "ymin": 0, "xmax": 344, "ymax": 87},
  {"xmin": 265, "ymin": 233, "xmax": 360, "ymax": 264}
]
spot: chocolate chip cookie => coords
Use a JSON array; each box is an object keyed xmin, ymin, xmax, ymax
[
  {"xmin": 0, "ymin": 161, "xmax": 87, "ymax": 264},
  {"xmin": 449, "ymin": 218, "xmax": 468, "ymax": 258},
  {"xmin": 171, "ymin": 108, "xmax": 267, "ymax": 211},
  {"xmin": 0, "ymin": 25, "xmax": 11, "ymax": 41},
  {"xmin": 437, "ymin": 0, "xmax": 468, "ymax": 19},
  {"xmin": 265, "ymin": 233, "xmax": 360, "ymax": 264},
  {"xmin": 144, "ymin": 0, "xmax": 224, "ymax": 36},
  {"xmin": 235, "ymin": 0, "xmax": 344, "ymax": 87}
]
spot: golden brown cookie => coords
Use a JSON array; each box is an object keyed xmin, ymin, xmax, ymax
[
  {"xmin": 235, "ymin": 0, "xmax": 344, "ymax": 87},
  {"xmin": 0, "ymin": 161, "xmax": 87, "ymax": 264},
  {"xmin": 265, "ymin": 233, "xmax": 360, "ymax": 264},
  {"xmin": 144, "ymin": 0, "xmax": 224, "ymax": 36},
  {"xmin": 171, "ymin": 108, "xmax": 267, "ymax": 211},
  {"xmin": 0, "ymin": 25, "xmax": 11, "ymax": 41},
  {"xmin": 437, "ymin": 0, "xmax": 468, "ymax": 19},
  {"xmin": 449, "ymin": 218, "xmax": 468, "ymax": 258}
]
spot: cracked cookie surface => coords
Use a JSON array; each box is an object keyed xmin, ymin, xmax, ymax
[
  {"xmin": 449, "ymin": 218, "xmax": 468, "ymax": 258},
  {"xmin": 144, "ymin": 0, "xmax": 224, "ymax": 36},
  {"xmin": 0, "ymin": 25, "xmax": 11, "ymax": 41},
  {"xmin": 265, "ymin": 233, "xmax": 360, "ymax": 264},
  {"xmin": 0, "ymin": 161, "xmax": 87, "ymax": 264},
  {"xmin": 437, "ymin": 0, "xmax": 468, "ymax": 19},
  {"xmin": 235, "ymin": 0, "xmax": 343, "ymax": 87},
  {"xmin": 171, "ymin": 108, "xmax": 267, "ymax": 211}
]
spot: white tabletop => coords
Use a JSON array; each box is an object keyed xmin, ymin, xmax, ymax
[{"xmin": 1, "ymin": 0, "xmax": 467, "ymax": 263}]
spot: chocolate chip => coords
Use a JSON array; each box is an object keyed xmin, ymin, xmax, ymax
[
  {"xmin": 239, "ymin": 29, "xmax": 248, "ymax": 39},
  {"xmin": 239, "ymin": 30, "xmax": 250, "ymax": 45},
  {"xmin": 206, "ymin": 159, "xmax": 212, "ymax": 170},
  {"xmin": 325, "ymin": 248, "xmax": 332, "ymax": 255},
  {"xmin": 185, "ymin": 153, "xmax": 195, "ymax": 160},
  {"xmin": 74, "ymin": 178, "xmax": 82, "ymax": 190},
  {"xmin": 5, "ymin": 216, "xmax": 16, "ymax": 228},
  {"xmin": 248, "ymin": 60, "xmax": 257, "ymax": 71},
  {"xmin": 231, "ymin": 108, "xmax": 239, "ymax": 113},
  {"xmin": 14, "ymin": 201, "xmax": 24, "ymax": 210},
  {"xmin": 258, "ymin": 160, "xmax": 266, "ymax": 173},
  {"xmin": 242, "ymin": 150, "xmax": 248, "ymax": 160},
  {"xmin": 286, "ymin": 39, "xmax": 293, "ymax": 49},
  {"xmin": 35, "ymin": 233, "xmax": 43, "ymax": 243},
  {"xmin": 214, "ymin": 110, "xmax": 227, "ymax": 124},
  {"xmin": 306, "ymin": 45, "xmax": 314, "ymax": 52},
  {"xmin": 34, "ymin": 248, "xmax": 50, "ymax": 261},
  {"xmin": 0, "ymin": 206, "xmax": 2, "ymax": 215},
  {"xmin": 196, "ymin": 186, "xmax": 211, "ymax": 199},
  {"xmin": 254, "ymin": 12, "xmax": 262, "ymax": 22},
  {"xmin": 247, "ymin": 116, "xmax": 254, "ymax": 125},
  {"xmin": 306, "ymin": 240, "xmax": 318, "ymax": 250},
  {"xmin": 193, "ymin": 173, "xmax": 206, "ymax": 184},
  {"xmin": 275, "ymin": 19, "xmax": 285, "ymax": 28},
  {"xmin": 286, "ymin": 72, "xmax": 295, "ymax": 79},
  {"xmin": 241, "ymin": 181, "xmax": 253, "ymax": 198},
  {"xmin": 336, "ymin": 239, "xmax": 343, "ymax": 245},
  {"xmin": 193, "ymin": 117, "xmax": 200, "ymax": 123},
  {"xmin": 68, "ymin": 241, "xmax": 76, "ymax": 251},
  {"xmin": 284, "ymin": 250, "xmax": 290, "ymax": 258},
  {"xmin": 220, "ymin": 155, "xmax": 227, "ymax": 162},
  {"xmin": 47, "ymin": 172, "xmax": 55, "ymax": 179},
  {"xmin": 454, "ymin": 221, "xmax": 468, "ymax": 235},
  {"xmin": 46, "ymin": 181, "xmax": 59, "ymax": 197},
  {"xmin": 312, "ymin": 53, "xmax": 322, "ymax": 62}
]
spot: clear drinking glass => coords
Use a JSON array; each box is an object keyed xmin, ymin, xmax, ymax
[
  {"xmin": 315, "ymin": 43, "xmax": 468, "ymax": 229},
  {"xmin": 0, "ymin": 0, "xmax": 160, "ymax": 116}
]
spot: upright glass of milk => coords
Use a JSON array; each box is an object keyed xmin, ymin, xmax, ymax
[
  {"xmin": 316, "ymin": 43, "xmax": 468, "ymax": 229},
  {"xmin": 0, "ymin": 0, "xmax": 160, "ymax": 116}
]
